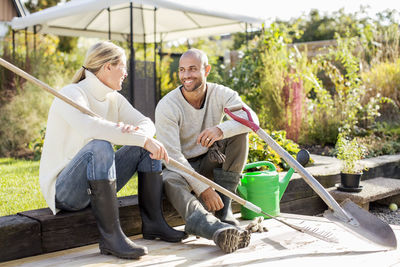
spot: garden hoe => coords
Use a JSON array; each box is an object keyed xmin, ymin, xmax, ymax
[
  {"xmin": 224, "ymin": 104, "xmax": 397, "ymax": 250},
  {"xmin": 0, "ymin": 58, "xmax": 395, "ymax": 248},
  {"xmin": 0, "ymin": 57, "xmax": 339, "ymax": 244}
]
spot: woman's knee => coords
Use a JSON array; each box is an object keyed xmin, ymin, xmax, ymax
[
  {"xmin": 137, "ymin": 148, "xmax": 162, "ymax": 172},
  {"xmin": 86, "ymin": 140, "xmax": 116, "ymax": 180},
  {"xmin": 87, "ymin": 140, "xmax": 115, "ymax": 165}
]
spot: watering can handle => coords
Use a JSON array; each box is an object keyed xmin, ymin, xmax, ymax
[
  {"xmin": 224, "ymin": 105, "xmax": 260, "ymax": 132},
  {"xmin": 244, "ymin": 161, "xmax": 276, "ymax": 172}
]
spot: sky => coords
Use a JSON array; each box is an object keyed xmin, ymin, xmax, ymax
[{"xmin": 184, "ymin": 0, "xmax": 400, "ymax": 22}]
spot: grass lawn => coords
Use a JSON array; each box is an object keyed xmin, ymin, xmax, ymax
[{"xmin": 0, "ymin": 158, "xmax": 138, "ymax": 216}]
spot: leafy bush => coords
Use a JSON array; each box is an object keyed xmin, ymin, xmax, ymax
[
  {"xmin": 28, "ymin": 127, "xmax": 46, "ymax": 161},
  {"xmin": 0, "ymin": 32, "xmax": 85, "ymax": 157},
  {"xmin": 361, "ymin": 60, "xmax": 400, "ymax": 121},
  {"xmin": 303, "ymin": 33, "xmax": 385, "ymax": 145},
  {"xmin": 248, "ymin": 131, "xmax": 300, "ymax": 171},
  {"xmin": 223, "ymin": 24, "xmax": 312, "ymax": 143},
  {"xmin": 356, "ymin": 122, "xmax": 400, "ymax": 157}
]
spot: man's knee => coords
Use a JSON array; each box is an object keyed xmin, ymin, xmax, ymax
[
  {"xmin": 223, "ymin": 133, "xmax": 249, "ymax": 173},
  {"xmin": 163, "ymin": 171, "xmax": 190, "ymax": 192}
]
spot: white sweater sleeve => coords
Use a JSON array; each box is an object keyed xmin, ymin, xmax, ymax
[
  {"xmin": 216, "ymin": 86, "xmax": 259, "ymax": 138},
  {"xmin": 54, "ymin": 86, "xmax": 147, "ymax": 147},
  {"xmin": 155, "ymin": 101, "xmax": 209, "ymax": 196},
  {"xmin": 117, "ymin": 93, "xmax": 156, "ymax": 137}
]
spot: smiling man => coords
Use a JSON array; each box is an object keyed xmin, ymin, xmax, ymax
[{"xmin": 155, "ymin": 48, "xmax": 259, "ymax": 253}]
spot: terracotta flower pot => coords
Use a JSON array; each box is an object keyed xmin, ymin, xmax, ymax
[{"xmin": 340, "ymin": 172, "xmax": 362, "ymax": 188}]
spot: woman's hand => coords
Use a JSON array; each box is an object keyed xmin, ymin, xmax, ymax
[
  {"xmin": 117, "ymin": 121, "xmax": 139, "ymax": 133},
  {"xmin": 144, "ymin": 137, "xmax": 169, "ymax": 163}
]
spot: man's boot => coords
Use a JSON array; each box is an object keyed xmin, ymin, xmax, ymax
[
  {"xmin": 213, "ymin": 168, "xmax": 241, "ymax": 226},
  {"xmin": 138, "ymin": 171, "xmax": 188, "ymax": 242},
  {"xmin": 88, "ymin": 179, "xmax": 147, "ymax": 259},
  {"xmin": 185, "ymin": 210, "xmax": 250, "ymax": 253}
]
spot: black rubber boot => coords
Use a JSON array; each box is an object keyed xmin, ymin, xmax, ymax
[
  {"xmin": 185, "ymin": 210, "xmax": 251, "ymax": 253},
  {"xmin": 88, "ymin": 179, "xmax": 147, "ymax": 259},
  {"xmin": 138, "ymin": 171, "xmax": 188, "ymax": 242},
  {"xmin": 213, "ymin": 168, "xmax": 241, "ymax": 227}
]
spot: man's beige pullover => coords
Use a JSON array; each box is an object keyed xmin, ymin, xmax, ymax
[
  {"xmin": 40, "ymin": 71, "xmax": 155, "ymax": 214},
  {"xmin": 155, "ymin": 83, "xmax": 258, "ymax": 196}
]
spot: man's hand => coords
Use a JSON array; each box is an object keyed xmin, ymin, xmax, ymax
[
  {"xmin": 197, "ymin": 126, "xmax": 223, "ymax": 148},
  {"xmin": 144, "ymin": 137, "xmax": 169, "ymax": 163},
  {"xmin": 200, "ymin": 187, "xmax": 224, "ymax": 211},
  {"xmin": 117, "ymin": 121, "xmax": 139, "ymax": 133}
]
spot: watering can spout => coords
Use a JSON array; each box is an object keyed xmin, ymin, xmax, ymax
[
  {"xmin": 279, "ymin": 169, "xmax": 294, "ymax": 200},
  {"xmin": 279, "ymin": 149, "xmax": 310, "ymax": 200}
]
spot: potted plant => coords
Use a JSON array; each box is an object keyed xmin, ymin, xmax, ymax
[{"xmin": 336, "ymin": 133, "xmax": 367, "ymax": 192}]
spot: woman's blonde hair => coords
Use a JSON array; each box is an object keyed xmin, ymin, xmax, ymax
[{"xmin": 72, "ymin": 41, "xmax": 126, "ymax": 83}]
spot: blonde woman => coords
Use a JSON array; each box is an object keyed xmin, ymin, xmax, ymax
[{"xmin": 39, "ymin": 41, "xmax": 186, "ymax": 259}]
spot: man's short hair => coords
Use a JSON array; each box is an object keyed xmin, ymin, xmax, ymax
[{"xmin": 181, "ymin": 48, "xmax": 209, "ymax": 68}]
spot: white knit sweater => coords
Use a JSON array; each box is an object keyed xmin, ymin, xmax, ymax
[
  {"xmin": 40, "ymin": 71, "xmax": 155, "ymax": 214},
  {"xmin": 155, "ymin": 83, "xmax": 258, "ymax": 196}
]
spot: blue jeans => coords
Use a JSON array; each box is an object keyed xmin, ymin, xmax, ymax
[{"xmin": 55, "ymin": 139, "xmax": 161, "ymax": 211}]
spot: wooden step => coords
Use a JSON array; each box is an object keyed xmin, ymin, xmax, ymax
[{"xmin": 328, "ymin": 177, "xmax": 400, "ymax": 210}]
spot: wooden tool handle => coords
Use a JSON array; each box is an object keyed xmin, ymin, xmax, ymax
[
  {"xmin": 226, "ymin": 103, "xmax": 243, "ymax": 112},
  {"xmin": 168, "ymin": 158, "xmax": 246, "ymax": 206},
  {"xmin": 0, "ymin": 58, "xmax": 101, "ymax": 118}
]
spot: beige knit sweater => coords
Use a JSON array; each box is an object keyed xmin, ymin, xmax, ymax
[
  {"xmin": 40, "ymin": 71, "xmax": 155, "ymax": 214},
  {"xmin": 155, "ymin": 83, "xmax": 259, "ymax": 196}
]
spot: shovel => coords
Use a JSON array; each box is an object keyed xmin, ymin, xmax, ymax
[
  {"xmin": 224, "ymin": 104, "xmax": 397, "ymax": 249},
  {"xmin": 0, "ymin": 57, "xmax": 337, "ymax": 243}
]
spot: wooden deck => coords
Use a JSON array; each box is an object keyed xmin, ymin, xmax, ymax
[{"xmin": 1, "ymin": 213, "xmax": 399, "ymax": 267}]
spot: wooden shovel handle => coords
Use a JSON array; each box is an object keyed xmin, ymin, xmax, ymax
[
  {"xmin": 168, "ymin": 158, "xmax": 246, "ymax": 206},
  {"xmin": 0, "ymin": 58, "xmax": 101, "ymax": 118}
]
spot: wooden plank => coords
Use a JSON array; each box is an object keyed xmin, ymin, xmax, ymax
[
  {"xmin": 281, "ymin": 195, "xmax": 328, "ymax": 216},
  {"xmin": 0, "ymin": 215, "xmax": 41, "ymax": 262},
  {"xmin": 362, "ymin": 162, "xmax": 400, "ymax": 180},
  {"xmin": 18, "ymin": 195, "xmax": 184, "ymax": 253},
  {"xmin": 20, "ymin": 207, "xmax": 100, "ymax": 253},
  {"xmin": 281, "ymin": 174, "xmax": 340, "ymax": 202},
  {"xmin": 328, "ymin": 177, "xmax": 400, "ymax": 208}
]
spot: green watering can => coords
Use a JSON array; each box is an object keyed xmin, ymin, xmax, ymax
[{"xmin": 237, "ymin": 150, "xmax": 310, "ymax": 219}]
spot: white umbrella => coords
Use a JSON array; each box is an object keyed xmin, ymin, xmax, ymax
[
  {"xmin": 10, "ymin": 0, "xmax": 264, "ymax": 119},
  {"xmin": 10, "ymin": 0, "xmax": 264, "ymax": 43}
]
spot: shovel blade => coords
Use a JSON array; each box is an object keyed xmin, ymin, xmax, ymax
[{"xmin": 324, "ymin": 199, "xmax": 397, "ymax": 249}]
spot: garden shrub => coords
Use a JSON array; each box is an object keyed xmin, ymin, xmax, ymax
[
  {"xmin": 224, "ymin": 24, "xmax": 312, "ymax": 143},
  {"xmin": 0, "ymin": 32, "xmax": 84, "ymax": 157},
  {"xmin": 248, "ymin": 131, "xmax": 301, "ymax": 171},
  {"xmin": 361, "ymin": 60, "xmax": 400, "ymax": 121},
  {"xmin": 303, "ymin": 33, "xmax": 385, "ymax": 145}
]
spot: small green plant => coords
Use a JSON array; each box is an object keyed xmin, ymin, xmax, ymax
[
  {"xmin": 28, "ymin": 127, "xmax": 46, "ymax": 161},
  {"xmin": 336, "ymin": 133, "xmax": 367, "ymax": 174}
]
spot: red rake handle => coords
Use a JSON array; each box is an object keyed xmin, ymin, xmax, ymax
[{"xmin": 224, "ymin": 105, "xmax": 259, "ymax": 132}]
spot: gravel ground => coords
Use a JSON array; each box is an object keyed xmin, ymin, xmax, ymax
[{"xmin": 369, "ymin": 202, "xmax": 400, "ymax": 225}]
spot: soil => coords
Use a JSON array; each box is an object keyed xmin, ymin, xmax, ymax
[{"xmin": 369, "ymin": 202, "xmax": 400, "ymax": 226}]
